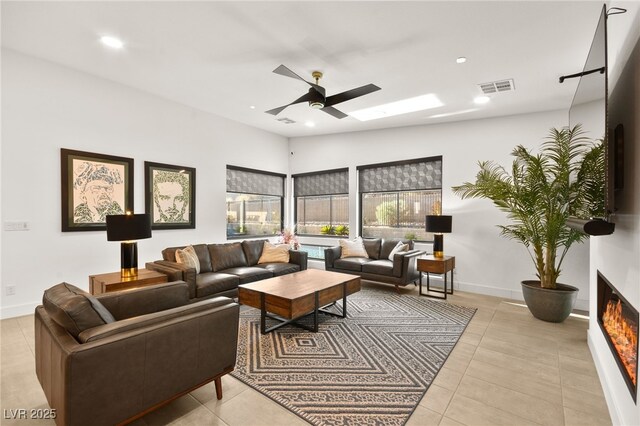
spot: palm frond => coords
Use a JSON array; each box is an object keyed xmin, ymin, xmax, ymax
[{"xmin": 451, "ymin": 125, "xmax": 604, "ymax": 288}]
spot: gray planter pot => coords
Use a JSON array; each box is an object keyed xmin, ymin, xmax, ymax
[{"xmin": 521, "ymin": 280, "xmax": 579, "ymax": 323}]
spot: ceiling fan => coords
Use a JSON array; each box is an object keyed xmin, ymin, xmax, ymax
[{"xmin": 266, "ymin": 65, "xmax": 381, "ymax": 119}]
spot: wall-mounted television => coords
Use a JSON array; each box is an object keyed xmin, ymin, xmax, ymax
[{"xmin": 567, "ymin": 4, "xmax": 616, "ymax": 236}]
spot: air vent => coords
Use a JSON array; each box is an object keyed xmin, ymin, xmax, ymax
[
  {"xmin": 478, "ymin": 79, "xmax": 515, "ymax": 94},
  {"xmin": 276, "ymin": 117, "xmax": 296, "ymax": 124}
]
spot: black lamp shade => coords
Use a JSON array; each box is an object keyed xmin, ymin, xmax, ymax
[
  {"xmin": 106, "ymin": 214, "xmax": 151, "ymax": 279},
  {"xmin": 106, "ymin": 214, "xmax": 151, "ymax": 241},
  {"xmin": 425, "ymin": 215, "xmax": 452, "ymax": 233}
]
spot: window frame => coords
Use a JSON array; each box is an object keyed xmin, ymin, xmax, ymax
[
  {"xmin": 226, "ymin": 165, "xmax": 285, "ymax": 240},
  {"xmin": 357, "ymin": 156, "xmax": 442, "ymax": 242},
  {"xmin": 292, "ymin": 167, "xmax": 349, "ymax": 238}
]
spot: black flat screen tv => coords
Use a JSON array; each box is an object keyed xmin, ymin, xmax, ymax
[{"xmin": 567, "ymin": 4, "xmax": 615, "ymax": 235}]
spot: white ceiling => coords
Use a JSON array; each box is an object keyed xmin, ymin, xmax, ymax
[{"xmin": 1, "ymin": 1, "xmax": 607, "ymax": 138}]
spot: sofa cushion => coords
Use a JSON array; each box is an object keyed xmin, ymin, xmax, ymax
[
  {"xmin": 43, "ymin": 283, "xmax": 115, "ymax": 338},
  {"xmin": 333, "ymin": 257, "xmax": 371, "ymax": 272},
  {"xmin": 258, "ymin": 242, "xmax": 290, "ymax": 264},
  {"xmin": 242, "ymin": 239, "xmax": 268, "ymax": 266},
  {"xmin": 209, "ymin": 242, "xmax": 248, "ymax": 272},
  {"xmin": 257, "ymin": 263, "xmax": 300, "ymax": 276},
  {"xmin": 387, "ymin": 241, "xmax": 409, "ymax": 260},
  {"xmin": 363, "ymin": 238, "xmax": 381, "ymax": 260},
  {"xmin": 193, "ymin": 244, "xmax": 213, "ymax": 273},
  {"xmin": 339, "ymin": 237, "xmax": 369, "ymax": 258},
  {"xmin": 175, "ymin": 245, "xmax": 200, "ymax": 273},
  {"xmin": 195, "ymin": 273, "xmax": 240, "ymax": 298},
  {"xmin": 361, "ymin": 259, "xmax": 395, "ymax": 277},
  {"xmin": 223, "ymin": 266, "xmax": 273, "ymax": 283},
  {"xmin": 380, "ymin": 239, "xmax": 412, "ymax": 260}
]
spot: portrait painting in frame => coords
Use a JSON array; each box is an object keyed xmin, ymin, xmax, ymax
[
  {"xmin": 145, "ymin": 161, "xmax": 196, "ymax": 229},
  {"xmin": 61, "ymin": 149, "xmax": 134, "ymax": 232}
]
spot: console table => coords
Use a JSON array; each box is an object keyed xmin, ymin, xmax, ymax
[
  {"xmin": 417, "ymin": 255, "xmax": 455, "ymax": 300},
  {"xmin": 89, "ymin": 268, "xmax": 168, "ymax": 295}
]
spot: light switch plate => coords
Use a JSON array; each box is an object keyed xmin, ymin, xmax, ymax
[{"xmin": 3, "ymin": 221, "xmax": 30, "ymax": 231}]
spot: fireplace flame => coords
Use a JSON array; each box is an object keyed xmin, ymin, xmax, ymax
[{"xmin": 603, "ymin": 299, "xmax": 638, "ymax": 386}]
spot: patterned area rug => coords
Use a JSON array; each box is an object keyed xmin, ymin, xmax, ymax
[{"xmin": 232, "ymin": 287, "xmax": 476, "ymax": 425}]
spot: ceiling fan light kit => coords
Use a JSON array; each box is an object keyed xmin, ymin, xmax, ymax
[{"xmin": 266, "ymin": 64, "xmax": 380, "ymax": 119}]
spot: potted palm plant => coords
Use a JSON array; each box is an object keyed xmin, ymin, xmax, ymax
[{"xmin": 452, "ymin": 125, "xmax": 605, "ymax": 322}]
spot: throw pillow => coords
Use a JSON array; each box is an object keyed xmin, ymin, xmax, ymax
[
  {"xmin": 340, "ymin": 237, "xmax": 369, "ymax": 258},
  {"xmin": 258, "ymin": 242, "xmax": 290, "ymax": 264},
  {"xmin": 388, "ymin": 241, "xmax": 409, "ymax": 261},
  {"xmin": 175, "ymin": 245, "xmax": 200, "ymax": 273},
  {"xmin": 43, "ymin": 282, "xmax": 115, "ymax": 339}
]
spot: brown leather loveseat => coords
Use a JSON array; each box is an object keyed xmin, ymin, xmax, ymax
[
  {"xmin": 146, "ymin": 239, "xmax": 308, "ymax": 301},
  {"xmin": 35, "ymin": 281, "xmax": 239, "ymax": 426},
  {"xmin": 324, "ymin": 238, "xmax": 424, "ymax": 292}
]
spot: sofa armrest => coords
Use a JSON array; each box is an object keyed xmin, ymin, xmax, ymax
[
  {"xmin": 288, "ymin": 250, "xmax": 308, "ymax": 270},
  {"xmin": 145, "ymin": 260, "xmax": 197, "ymax": 299},
  {"xmin": 79, "ymin": 297, "xmax": 236, "ymax": 343},
  {"xmin": 392, "ymin": 250, "xmax": 425, "ymax": 278},
  {"xmin": 145, "ymin": 261, "xmax": 185, "ymax": 282},
  {"xmin": 324, "ymin": 246, "xmax": 341, "ymax": 269},
  {"xmin": 97, "ymin": 281, "xmax": 190, "ymax": 320}
]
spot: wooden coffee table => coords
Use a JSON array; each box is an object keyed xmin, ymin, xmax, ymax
[{"xmin": 238, "ymin": 269, "xmax": 361, "ymax": 334}]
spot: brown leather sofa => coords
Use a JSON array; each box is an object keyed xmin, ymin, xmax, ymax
[
  {"xmin": 146, "ymin": 239, "xmax": 308, "ymax": 301},
  {"xmin": 35, "ymin": 281, "xmax": 239, "ymax": 426},
  {"xmin": 324, "ymin": 238, "xmax": 424, "ymax": 292}
]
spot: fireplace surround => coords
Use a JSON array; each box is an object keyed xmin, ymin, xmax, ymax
[{"xmin": 597, "ymin": 270, "xmax": 638, "ymax": 402}]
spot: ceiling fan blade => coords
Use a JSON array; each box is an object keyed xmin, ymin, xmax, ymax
[
  {"xmin": 324, "ymin": 84, "xmax": 381, "ymax": 107},
  {"xmin": 273, "ymin": 64, "xmax": 309, "ymax": 82},
  {"xmin": 321, "ymin": 106, "xmax": 348, "ymax": 119},
  {"xmin": 273, "ymin": 64, "xmax": 325, "ymax": 94},
  {"xmin": 265, "ymin": 92, "xmax": 316, "ymax": 116}
]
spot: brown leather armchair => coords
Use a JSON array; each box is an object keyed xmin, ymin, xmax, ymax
[{"xmin": 35, "ymin": 281, "xmax": 239, "ymax": 426}]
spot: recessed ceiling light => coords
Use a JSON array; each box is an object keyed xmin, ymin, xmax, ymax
[
  {"xmin": 249, "ymin": 105, "xmax": 256, "ymax": 109},
  {"xmin": 349, "ymin": 94, "xmax": 444, "ymax": 121},
  {"xmin": 474, "ymin": 96, "xmax": 491, "ymax": 105},
  {"xmin": 304, "ymin": 121, "xmax": 315, "ymax": 128},
  {"xmin": 100, "ymin": 36, "xmax": 124, "ymax": 49},
  {"xmin": 456, "ymin": 57, "xmax": 467, "ymax": 64}
]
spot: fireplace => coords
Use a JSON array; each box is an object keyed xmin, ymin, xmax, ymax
[{"xmin": 597, "ymin": 271, "xmax": 638, "ymax": 401}]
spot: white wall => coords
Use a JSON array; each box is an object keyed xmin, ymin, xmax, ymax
[
  {"xmin": 289, "ymin": 110, "xmax": 591, "ymax": 309},
  {"xmin": 0, "ymin": 49, "xmax": 290, "ymax": 318},
  {"xmin": 588, "ymin": 2, "xmax": 640, "ymax": 424}
]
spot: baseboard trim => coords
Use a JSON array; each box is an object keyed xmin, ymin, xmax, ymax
[
  {"xmin": 1, "ymin": 301, "xmax": 39, "ymax": 319},
  {"xmin": 435, "ymin": 277, "xmax": 589, "ymax": 312}
]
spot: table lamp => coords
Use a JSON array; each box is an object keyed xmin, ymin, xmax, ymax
[
  {"xmin": 106, "ymin": 213, "xmax": 152, "ymax": 279},
  {"xmin": 425, "ymin": 215, "xmax": 452, "ymax": 258}
]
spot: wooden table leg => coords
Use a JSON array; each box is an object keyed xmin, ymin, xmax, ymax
[{"xmin": 215, "ymin": 377, "xmax": 223, "ymax": 400}]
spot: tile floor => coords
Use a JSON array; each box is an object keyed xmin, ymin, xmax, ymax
[{"xmin": 0, "ymin": 282, "xmax": 612, "ymax": 426}]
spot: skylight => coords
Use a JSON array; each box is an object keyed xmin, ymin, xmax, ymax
[
  {"xmin": 349, "ymin": 94, "xmax": 443, "ymax": 121},
  {"xmin": 428, "ymin": 108, "xmax": 478, "ymax": 119}
]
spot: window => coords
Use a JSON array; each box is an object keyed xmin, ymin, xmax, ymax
[
  {"xmin": 358, "ymin": 156, "xmax": 442, "ymax": 241},
  {"xmin": 297, "ymin": 243, "xmax": 332, "ymax": 260},
  {"xmin": 226, "ymin": 166, "xmax": 285, "ymax": 238},
  {"xmin": 293, "ymin": 168, "xmax": 349, "ymax": 236}
]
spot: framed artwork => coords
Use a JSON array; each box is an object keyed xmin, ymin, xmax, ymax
[
  {"xmin": 61, "ymin": 149, "xmax": 134, "ymax": 232},
  {"xmin": 144, "ymin": 161, "xmax": 196, "ymax": 229}
]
